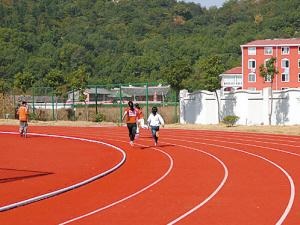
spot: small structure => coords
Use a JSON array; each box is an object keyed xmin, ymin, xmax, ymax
[
  {"xmin": 120, "ymin": 84, "xmax": 170, "ymax": 102},
  {"xmin": 66, "ymin": 84, "xmax": 171, "ymax": 104},
  {"xmin": 219, "ymin": 67, "xmax": 243, "ymax": 91}
]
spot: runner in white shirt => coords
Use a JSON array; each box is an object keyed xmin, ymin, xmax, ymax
[{"xmin": 147, "ymin": 106, "xmax": 164, "ymax": 146}]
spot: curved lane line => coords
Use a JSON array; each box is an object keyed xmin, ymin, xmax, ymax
[
  {"xmin": 165, "ymin": 137, "xmax": 295, "ymax": 225},
  {"xmin": 60, "ymin": 136, "xmax": 228, "ymax": 225},
  {"xmin": 169, "ymin": 128, "xmax": 300, "ymax": 141},
  {"xmin": 172, "ymin": 129, "xmax": 300, "ymax": 142},
  {"xmin": 162, "ymin": 141, "xmax": 228, "ymax": 225},
  {"xmin": 59, "ymin": 139, "xmax": 174, "ymax": 225},
  {"xmin": 189, "ymin": 135, "xmax": 300, "ymax": 157},
  {"xmin": 0, "ymin": 131, "xmax": 126, "ymax": 212}
]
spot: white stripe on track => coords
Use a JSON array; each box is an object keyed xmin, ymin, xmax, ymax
[
  {"xmin": 165, "ymin": 137, "xmax": 295, "ymax": 225},
  {"xmin": 162, "ymin": 141, "xmax": 228, "ymax": 225},
  {"xmin": 170, "ymin": 128, "xmax": 300, "ymax": 142},
  {"xmin": 0, "ymin": 131, "xmax": 126, "ymax": 212},
  {"xmin": 102, "ymin": 134, "xmax": 229, "ymax": 225},
  {"xmin": 59, "ymin": 140, "xmax": 174, "ymax": 225},
  {"xmin": 189, "ymin": 136, "xmax": 300, "ymax": 157}
]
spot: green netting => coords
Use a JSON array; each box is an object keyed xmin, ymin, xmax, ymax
[{"xmin": 0, "ymin": 83, "xmax": 179, "ymax": 124}]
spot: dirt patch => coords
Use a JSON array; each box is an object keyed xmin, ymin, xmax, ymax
[
  {"xmin": 166, "ymin": 123, "xmax": 300, "ymax": 136},
  {"xmin": 0, "ymin": 119, "xmax": 116, "ymax": 127},
  {"xmin": 1, "ymin": 119, "xmax": 300, "ymax": 136}
]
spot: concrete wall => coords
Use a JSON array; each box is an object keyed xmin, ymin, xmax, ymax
[{"xmin": 180, "ymin": 88, "xmax": 300, "ymax": 125}]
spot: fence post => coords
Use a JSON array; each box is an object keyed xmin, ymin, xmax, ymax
[
  {"xmin": 174, "ymin": 91, "xmax": 178, "ymax": 123},
  {"xmin": 72, "ymin": 89, "xmax": 75, "ymax": 121},
  {"xmin": 51, "ymin": 88, "xmax": 55, "ymax": 121},
  {"xmin": 146, "ymin": 82, "xmax": 149, "ymax": 118},
  {"xmin": 95, "ymin": 86, "xmax": 98, "ymax": 115},
  {"xmin": 32, "ymin": 87, "xmax": 35, "ymax": 116},
  {"xmin": 13, "ymin": 93, "xmax": 16, "ymax": 119},
  {"xmin": 119, "ymin": 84, "xmax": 123, "ymax": 124}
]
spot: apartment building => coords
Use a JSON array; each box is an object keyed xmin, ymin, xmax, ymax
[{"xmin": 241, "ymin": 38, "xmax": 300, "ymax": 90}]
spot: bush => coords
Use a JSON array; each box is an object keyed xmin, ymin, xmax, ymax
[
  {"xmin": 223, "ymin": 115, "xmax": 239, "ymax": 127},
  {"xmin": 95, "ymin": 113, "xmax": 106, "ymax": 122}
]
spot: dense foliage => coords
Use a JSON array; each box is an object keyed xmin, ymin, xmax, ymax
[{"xmin": 0, "ymin": 0, "xmax": 299, "ymax": 93}]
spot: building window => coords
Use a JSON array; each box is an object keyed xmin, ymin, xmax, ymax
[
  {"xmin": 248, "ymin": 47, "xmax": 256, "ymax": 55},
  {"xmin": 281, "ymin": 73, "xmax": 289, "ymax": 82},
  {"xmin": 298, "ymin": 73, "xmax": 300, "ymax": 82},
  {"xmin": 298, "ymin": 46, "xmax": 300, "ymax": 54},
  {"xmin": 248, "ymin": 59, "xmax": 256, "ymax": 69},
  {"xmin": 281, "ymin": 59, "xmax": 289, "ymax": 68},
  {"xmin": 281, "ymin": 47, "xmax": 290, "ymax": 55},
  {"xmin": 248, "ymin": 73, "xmax": 256, "ymax": 82},
  {"xmin": 264, "ymin": 47, "xmax": 273, "ymax": 55},
  {"xmin": 298, "ymin": 59, "xmax": 300, "ymax": 68}
]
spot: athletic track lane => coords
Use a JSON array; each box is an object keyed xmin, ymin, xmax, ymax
[{"xmin": 0, "ymin": 125, "xmax": 299, "ymax": 225}]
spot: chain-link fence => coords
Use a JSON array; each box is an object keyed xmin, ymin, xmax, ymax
[{"xmin": 0, "ymin": 83, "xmax": 179, "ymax": 124}]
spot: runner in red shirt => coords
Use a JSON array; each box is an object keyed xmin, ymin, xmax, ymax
[{"xmin": 122, "ymin": 101, "xmax": 139, "ymax": 146}]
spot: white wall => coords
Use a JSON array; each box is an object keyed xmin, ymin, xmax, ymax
[{"xmin": 180, "ymin": 88, "xmax": 300, "ymax": 125}]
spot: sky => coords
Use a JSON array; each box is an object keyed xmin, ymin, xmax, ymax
[{"xmin": 182, "ymin": 0, "xmax": 226, "ymax": 8}]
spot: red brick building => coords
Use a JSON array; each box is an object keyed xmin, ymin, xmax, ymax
[{"xmin": 241, "ymin": 38, "xmax": 300, "ymax": 90}]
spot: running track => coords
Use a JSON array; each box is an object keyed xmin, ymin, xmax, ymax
[{"xmin": 0, "ymin": 125, "xmax": 299, "ymax": 225}]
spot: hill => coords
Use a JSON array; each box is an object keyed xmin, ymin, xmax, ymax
[{"xmin": 0, "ymin": 0, "xmax": 299, "ymax": 93}]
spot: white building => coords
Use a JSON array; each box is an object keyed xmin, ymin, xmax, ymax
[{"xmin": 220, "ymin": 66, "xmax": 243, "ymax": 91}]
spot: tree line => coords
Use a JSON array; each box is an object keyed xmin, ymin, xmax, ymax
[{"xmin": 0, "ymin": 0, "xmax": 299, "ymax": 95}]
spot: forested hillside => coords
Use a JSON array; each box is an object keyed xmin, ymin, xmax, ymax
[{"xmin": 0, "ymin": 0, "xmax": 299, "ymax": 93}]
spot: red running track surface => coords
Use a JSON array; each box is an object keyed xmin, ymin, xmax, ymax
[{"xmin": 0, "ymin": 125, "xmax": 299, "ymax": 225}]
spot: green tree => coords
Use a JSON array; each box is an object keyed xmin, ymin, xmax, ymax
[
  {"xmin": 44, "ymin": 69, "xmax": 67, "ymax": 120},
  {"xmin": 259, "ymin": 57, "xmax": 278, "ymax": 125},
  {"xmin": 67, "ymin": 66, "xmax": 89, "ymax": 120},
  {"xmin": 0, "ymin": 78, "xmax": 10, "ymax": 94},
  {"xmin": 68, "ymin": 66, "xmax": 89, "ymax": 91},
  {"xmin": 44, "ymin": 69, "xmax": 65, "ymax": 95},
  {"xmin": 0, "ymin": 78, "xmax": 11, "ymax": 118},
  {"xmin": 14, "ymin": 71, "xmax": 35, "ymax": 93},
  {"xmin": 162, "ymin": 59, "xmax": 192, "ymax": 95},
  {"xmin": 186, "ymin": 55, "xmax": 225, "ymax": 122}
]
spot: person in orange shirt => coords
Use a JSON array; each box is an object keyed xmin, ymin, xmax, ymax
[
  {"xmin": 17, "ymin": 101, "xmax": 29, "ymax": 138},
  {"xmin": 122, "ymin": 101, "xmax": 139, "ymax": 146}
]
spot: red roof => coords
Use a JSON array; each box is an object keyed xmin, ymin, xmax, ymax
[
  {"xmin": 242, "ymin": 38, "xmax": 300, "ymax": 47},
  {"xmin": 222, "ymin": 66, "xmax": 242, "ymax": 75}
]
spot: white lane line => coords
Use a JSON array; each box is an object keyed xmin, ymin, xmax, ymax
[
  {"xmin": 0, "ymin": 131, "xmax": 126, "ymax": 212},
  {"xmin": 187, "ymin": 136, "xmax": 300, "ymax": 157},
  {"xmin": 64, "ymin": 129, "xmax": 296, "ymax": 224},
  {"xmin": 162, "ymin": 141, "xmax": 228, "ymax": 225},
  {"xmin": 165, "ymin": 137, "xmax": 295, "ymax": 225},
  {"xmin": 59, "ymin": 140, "xmax": 174, "ymax": 225},
  {"xmin": 170, "ymin": 129, "xmax": 300, "ymax": 142}
]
